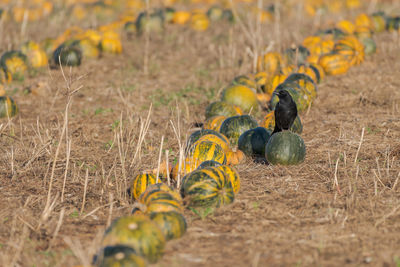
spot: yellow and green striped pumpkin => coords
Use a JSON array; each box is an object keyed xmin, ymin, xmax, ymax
[
  {"xmin": 318, "ymin": 53, "xmax": 350, "ymax": 75},
  {"xmin": 203, "ymin": 115, "xmax": 226, "ymax": 131},
  {"xmin": 102, "ymin": 215, "xmax": 165, "ymax": 263},
  {"xmin": 0, "ymin": 96, "xmax": 18, "ymax": 118},
  {"xmin": 205, "ymin": 101, "xmax": 240, "ymax": 119},
  {"xmin": 133, "ymin": 186, "xmax": 183, "ymax": 215},
  {"xmin": 188, "ymin": 140, "xmax": 227, "ymax": 165},
  {"xmin": 130, "ymin": 173, "xmax": 157, "ymax": 200},
  {"xmin": 181, "ymin": 166, "xmax": 234, "ymax": 208},
  {"xmin": 94, "ymin": 245, "xmax": 147, "ymax": 267},
  {"xmin": 0, "ymin": 51, "xmax": 28, "ymax": 81},
  {"xmin": 196, "ymin": 134, "xmax": 230, "ymax": 152},
  {"xmin": 149, "ymin": 211, "xmax": 187, "ymax": 240},
  {"xmin": 333, "ymin": 35, "xmax": 365, "ymax": 66},
  {"xmin": 217, "ymin": 165, "xmax": 240, "ymax": 194}
]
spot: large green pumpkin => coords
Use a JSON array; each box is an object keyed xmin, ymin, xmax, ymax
[
  {"xmin": 181, "ymin": 166, "xmax": 234, "ymax": 208},
  {"xmin": 219, "ymin": 115, "xmax": 258, "ymax": 146},
  {"xmin": 136, "ymin": 11, "xmax": 164, "ymax": 35},
  {"xmin": 102, "ymin": 215, "xmax": 165, "ymax": 263},
  {"xmin": 238, "ymin": 127, "xmax": 271, "ymax": 158},
  {"xmin": 94, "ymin": 245, "xmax": 147, "ymax": 267},
  {"xmin": 265, "ymin": 131, "xmax": 306, "ymax": 165},
  {"xmin": 149, "ymin": 211, "xmax": 187, "ymax": 240},
  {"xmin": 0, "ymin": 96, "xmax": 18, "ymax": 118},
  {"xmin": 360, "ymin": 37, "xmax": 376, "ymax": 55},
  {"xmin": 205, "ymin": 101, "xmax": 239, "ymax": 119},
  {"xmin": 221, "ymin": 84, "xmax": 259, "ymax": 113},
  {"xmin": 53, "ymin": 44, "xmax": 82, "ymax": 67}
]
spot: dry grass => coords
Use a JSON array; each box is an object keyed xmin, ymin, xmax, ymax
[{"xmin": 1, "ymin": 1, "xmax": 400, "ymax": 266}]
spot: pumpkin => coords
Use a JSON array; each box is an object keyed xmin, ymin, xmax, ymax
[
  {"xmin": 196, "ymin": 134, "xmax": 230, "ymax": 152},
  {"xmin": 219, "ymin": 115, "xmax": 258, "ymax": 146},
  {"xmin": 94, "ymin": 245, "xmax": 147, "ymax": 267},
  {"xmin": 264, "ymin": 74, "xmax": 287, "ymax": 95},
  {"xmin": 316, "ymin": 28, "xmax": 346, "ymax": 40},
  {"xmin": 197, "ymin": 160, "xmax": 222, "ymax": 169},
  {"xmin": 124, "ymin": 21, "xmax": 137, "ymax": 37},
  {"xmin": 336, "ymin": 20, "xmax": 355, "ymax": 34},
  {"xmin": 355, "ymin": 13, "xmax": 374, "ymax": 31},
  {"xmin": 102, "ymin": 215, "xmax": 165, "ymax": 263},
  {"xmin": 164, "ymin": 7, "xmax": 176, "ymax": 23},
  {"xmin": 238, "ymin": 127, "xmax": 271, "ymax": 158},
  {"xmin": 265, "ymin": 131, "xmax": 306, "ymax": 165},
  {"xmin": 221, "ymin": 84, "xmax": 259, "ymax": 113},
  {"xmin": 188, "ymin": 140, "xmax": 227, "ymax": 165},
  {"xmin": 256, "ymin": 52, "xmax": 282, "ymax": 74},
  {"xmin": 269, "ymin": 82, "xmax": 308, "ymax": 112},
  {"xmin": 232, "ymin": 75, "xmax": 257, "ymax": 90},
  {"xmin": 386, "ymin": 16, "xmax": 400, "ymax": 31},
  {"xmin": 297, "ymin": 64, "xmax": 320, "ymax": 84},
  {"xmin": 130, "ymin": 173, "xmax": 157, "ymax": 200},
  {"xmin": 361, "ymin": 37, "xmax": 376, "ymax": 55},
  {"xmin": 21, "ymin": 41, "xmax": 48, "ymax": 68},
  {"xmin": 136, "ymin": 11, "xmax": 164, "ymax": 34},
  {"xmin": 0, "ymin": 51, "xmax": 28, "ymax": 81},
  {"xmin": 371, "ymin": 12, "xmax": 386, "ymax": 33},
  {"xmin": 333, "ymin": 35, "xmax": 365, "ymax": 66},
  {"xmin": 217, "ymin": 165, "xmax": 240, "ymax": 194},
  {"xmin": 133, "ymin": 187, "xmax": 183, "ymax": 214},
  {"xmin": 181, "ymin": 166, "xmax": 234, "ymax": 208},
  {"xmin": 284, "ymin": 45, "xmax": 310, "ymax": 66},
  {"xmin": 0, "ymin": 96, "xmax": 18, "ymax": 118},
  {"xmin": 40, "ymin": 38, "xmax": 56, "ymax": 57},
  {"xmin": 190, "ymin": 13, "xmax": 209, "ymax": 31},
  {"xmin": 144, "ymin": 183, "xmax": 182, "ymax": 202},
  {"xmin": 318, "ymin": 52, "xmax": 350, "ymax": 75},
  {"xmin": 171, "ymin": 157, "xmax": 200, "ymax": 180},
  {"xmin": 262, "ymin": 110, "xmax": 302, "ymax": 134},
  {"xmin": 346, "ymin": 0, "xmax": 361, "ymax": 9},
  {"xmin": 226, "ymin": 149, "xmax": 245, "ymax": 166},
  {"xmin": 171, "ymin": 11, "xmax": 191, "ymax": 24},
  {"xmin": 309, "ymin": 63, "xmax": 325, "ymax": 83},
  {"xmin": 205, "ymin": 101, "xmax": 240, "ymax": 119},
  {"xmin": 71, "ymin": 38, "xmax": 100, "ymax": 59},
  {"xmin": 149, "ymin": 211, "xmax": 187, "ymax": 240},
  {"xmin": 207, "ymin": 6, "xmax": 224, "ymax": 21},
  {"xmin": 203, "ymin": 115, "xmax": 226, "ymax": 131},
  {"xmin": 53, "ymin": 44, "xmax": 82, "ymax": 67},
  {"xmin": 100, "ymin": 31, "xmax": 122, "ymax": 54},
  {"xmin": 284, "ymin": 73, "xmax": 317, "ymax": 102},
  {"xmin": 254, "ymin": 72, "xmax": 269, "ymax": 91},
  {"xmin": 186, "ymin": 129, "xmax": 229, "ymax": 152}
]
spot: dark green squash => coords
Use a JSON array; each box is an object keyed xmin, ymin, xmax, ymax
[
  {"xmin": 284, "ymin": 45, "xmax": 310, "ymax": 65},
  {"xmin": 102, "ymin": 215, "xmax": 165, "ymax": 263},
  {"xmin": 136, "ymin": 11, "xmax": 164, "ymax": 35},
  {"xmin": 149, "ymin": 211, "xmax": 187, "ymax": 240},
  {"xmin": 269, "ymin": 83, "xmax": 308, "ymax": 112},
  {"xmin": 265, "ymin": 131, "xmax": 306, "ymax": 165},
  {"xmin": 219, "ymin": 115, "xmax": 258, "ymax": 146},
  {"xmin": 284, "ymin": 73, "xmax": 317, "ymax": 102},
  {"xmin": 238, "ymin": 127, "xmax": 271, "ymax": 158},
  {"xmin": 361, "ymin": 37, "xmax": 376, "ymax": 55},
  {"xmin": 53, "ymin": 44, "xmax": 82, "ymax": 66}
]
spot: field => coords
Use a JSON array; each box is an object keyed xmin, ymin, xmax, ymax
[{"xmin": 1, "ymin": 1, "xmax": 400, "ymax": 266}]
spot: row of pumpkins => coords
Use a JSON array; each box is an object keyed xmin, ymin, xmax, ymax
[{"xmin": 87, "ymin": 9, "xmax": 399, "ymax": 267}]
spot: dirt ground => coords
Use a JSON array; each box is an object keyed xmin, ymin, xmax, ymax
[{"xmin": 1, "ymin": 2, "xmax": 400, "ymax": 267}]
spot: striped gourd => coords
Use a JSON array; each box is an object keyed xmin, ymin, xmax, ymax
[
  {"xmin": 284, "ymin": 73, "xmax": 318, "ymax": 102},
  {"xmin": 188, "ymin": 140, "xmax": 227, "ymax": 165},
  {"xmin": 297, "ymin": 64, "xmax": 320, "ymax": 84},
  {"xmin": 181, "ymin": 167, "xmax": 234, "ymax": 208},
  {"xmin": 171, "ymin": 157, "xmax": 200, "ymax": 180},
  {"xmin": 217, "ymin": 165, "xmax": 240, "ymax": 194},
  {"xmin": 256, "ymin": 52, "xmax": 282, "ymax": 74},
  {"xmin": 186, "ymin": 129, "xmax": 229, "ymax": 153},
  {"xmin": 0, "ymin": 51, "xmax": 28, "ymax": 81},
  {"xmin": 318, "ymin": 53, "xmax": 350, "ymax": 75},
  {"xmin": 102, "ymin": 215, "xmax": 165, "ymax": 263},
  {"xmin": 205, "ymin": 101, "xmax": 240, "ymax": 119},
  {"xmin": 150, "ymin": 211, "xmax": 187, "ymax": 240},
  {"xmin": 333, "ymin": 36, "xmax": 365, "ymax": 66},
  {"xmin": 219, "ymin": 115, "xmax": 258, "ymax": 146},
  {"xmin": 196, "ymin": 134, "xmax": 230, "ymax": 152},
  {"xmin": 203, "ymin": 115, "xmax": 226, "ymax": 131},
  {"xmin": 0, "ymin": 96, "xmax": 18, "ymax": 118},
  {"xmin": 0, "ymin": 67, "xmax": 12, "ymax": 84},
  {"xmin": 130, "ymin": 173, "xmax": 157, "ymax": 200}
]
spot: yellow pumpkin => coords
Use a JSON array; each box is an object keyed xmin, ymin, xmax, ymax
[
  {"xmin": 171, "ymin": 157, "xmax": 200, "ymax": 180},
  {"xmin": 190, "ymin": 13, "xmax": 209, "ymax": 31},
  {"xmin": 355, "ymin": 13, "xmax": 374, "ymax": 31},
  {"xmin": 346, "ymin": 0, "xmax": 361, "ymax": 9},
  {"xmin": 334, "ymin": 35, "xmax": 365, "ymax": 66},
  {"xmin": 318, "ymin": 53, "xmax": 350, "ymax": 75},
  {"xmin": 100, "ymin": 31, "xmax": 122, "ymax": 54},
  {"xmin": 172, "ymin": 11, "xmax": 191, "ymax": 25},
  {"xmin": 336, "ymin": 20, "xmax": 356, "ymax": 34},
  {"xmin": 226, "ymin": 149, "xmax": 245, "ymax": 166},
  {"xmin": 264, "ymin": 74, "xmax": 287, "ymax": 95},
  {"xmin": 203, "ymin": 115, "xmax": 226, "ymax": 131},
  {"xmin": 256, "ymin": 52, "xmax": 282, "ymax": 74},
  {"xmin": 195, "ymin": 134, "xmax": 230, "ymax": 152},
  {"xmin": 21, "ymin": 41, "xmax": 48, "ymax": 68}
]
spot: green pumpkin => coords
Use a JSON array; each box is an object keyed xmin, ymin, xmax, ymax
[
  {"xmin": 385, "ymin": 16, "xmax": 400, "ymax": 31},
  {"xmin": 284, "ymin": 73, "xmax": 317, "ymax": 102},
  {"xmin": 94, "ymin": 245, "xmax": 147, "ymax": 267},
  {"xmin": 53, "ymin": 44, "xmax": 82, "ymax": 66},
  {"xmin": 371, "ymin": 11, "xmax": 386, "ymax": 33},
  {"xmin": 102, "ymin": 215, "xmax": 165, "ymax": 263},
  {"xmin": 205, "ymin": 101, "xmax": 239, "ymax": 119},
  {"xmin": 0, "ymin": 96, "xmax": 18, "ymax": 118},
  {"xmin": 219, "ymin": 115, "xmax": 258, "ymax": 146},
  {"xmin": 360, "ymin": 37, "xmax": 376, "ymax": 55},
  {"xmin": 136, "ymin": 11, "xmax": 164, "ymax": 35},
  {"xmin": 284, "ymin": 45, "xmax": 310, "ymax": 65},
  {"xmin": 181, "ymin": 166, "xmax": 234, "ymax": 208},
  {"xmin": 265, "ymin": 131, "xmax": 306, "ymax": 165},
  {"xmin": 232, "ymin": 75, "xmax": 257, "ymax": 90},
  {"xmin": 221, "ymin": 84, "xmax": 259, "ymax": 113},
  {"xmin": 149, "ymin": 211, "xmax": 187, "ymax": 240},
  {"xmin": 207, "ymin": 6, "xmax": 224, "ymax": 21},
  {"xmin": 238, "ymin": 127, "xmax": 271, "ymax": 158}
]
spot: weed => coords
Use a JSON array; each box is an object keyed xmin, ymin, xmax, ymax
[{"xmin": 189, "ymin": 207, "xmax": 215, "ymax": 220}]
